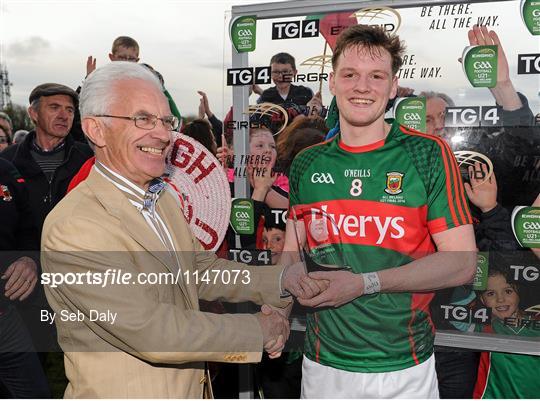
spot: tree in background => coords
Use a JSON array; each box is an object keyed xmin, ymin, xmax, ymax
[{"xmin": 2, "ymin": 104, "xmax": 34, "ymax": 132}]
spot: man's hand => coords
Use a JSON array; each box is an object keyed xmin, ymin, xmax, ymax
[
  {"xmin": 2, "ymin": 256, "xmax": 38, "ymax": 301},
  {"xmin": 86, "ymin": 56, "xmax": 97, "ymax": 77},
  {"xmin": 257, "ymin": 304, "xmax": 290, "ymax": 358},
  {"xmin": 281, "ymin": 262, "xmax": 328, "ymax": 300},
  {"xmin": 306, "ymin": 91, "xmax": 323, "ymax": 117},
  {"xmin": 297, "ymin": 270, "xmax": 363, "ymax": 308},
  {"xmin": 464, "ymin": 162, "xmax": 498, "ymax": 213}
]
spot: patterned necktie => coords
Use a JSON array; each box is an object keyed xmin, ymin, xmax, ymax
[{"xmin": 143, "ymin": 178, "xmax": 166, "ymax": 217}]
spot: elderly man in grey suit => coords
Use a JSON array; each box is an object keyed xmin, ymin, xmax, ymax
[{"xmin": 41, "ymin": 62, "xmax": 319, "ymax": 398}]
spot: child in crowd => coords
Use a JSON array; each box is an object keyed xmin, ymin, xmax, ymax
[
  {"xmin": 261, "ymin": 217, "xmax": 286, "ymax": 265},
  {"xmin": 473, "ymin": 268, "xmax": 540, "ymax": 398}
]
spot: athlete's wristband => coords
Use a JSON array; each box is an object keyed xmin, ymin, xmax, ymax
[{"xmin": 362, "ymin": 272, "xmax": 381, "ymax": 295}]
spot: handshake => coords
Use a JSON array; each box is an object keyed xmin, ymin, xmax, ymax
[{"xmin": 256, "ymin": 262, "xmax": 366, "ymax": 358}]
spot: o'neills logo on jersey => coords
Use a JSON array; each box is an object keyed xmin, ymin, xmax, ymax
[
  {"xmin": 311, "ymin": 204, "xmax": 405, "ymax": 245},
  {"xmin": 384, "ymin": 172, "xmax": 404, "ymax": 195}
]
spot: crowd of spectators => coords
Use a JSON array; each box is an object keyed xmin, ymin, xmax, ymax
[{"xmin": 0, "ymin": 26, "xmax": 538, "ymax": 399}]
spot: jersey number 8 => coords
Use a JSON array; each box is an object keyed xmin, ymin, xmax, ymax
[{"xmin": 350, "ymin": 179, "xmax": 362, "ymax": 197}]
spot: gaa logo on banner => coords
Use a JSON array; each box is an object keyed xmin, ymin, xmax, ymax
[
  {"xmin": 463, "ymin": 45, "xmax": 498, "ymax": 88},
  {"xmin": 230, "ymin": 15, "xmax": 257, "ymax": 53},
  {"xmin": 393, "ymin": 97, "xmax": 426, "ymax": 132},
  {"xmin": 473, "ymin": 61, "xmax": 492, "ymax": 69},
  {"xmin": 230, "ymin": 198, "xmax": 255, "ymax": 235},
  {"xmin": 351, "ymin": 6, "xmax": 402, "ymax": 34},
  {"xmin": 511, "ymin": 206, "xmax": 540, "ymax": 248},
  {"xmin": 521, "ymin": 0, "xmax": 540, "ymax": 35}
]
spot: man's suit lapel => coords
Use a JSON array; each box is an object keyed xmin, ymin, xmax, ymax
[
  {"xmin": 158, "ymin": 191, "xmax": 199, "ymax": 308},
  {"xmin": 86, "ymin": 169, "xmax": 194, "ymax": 307}
]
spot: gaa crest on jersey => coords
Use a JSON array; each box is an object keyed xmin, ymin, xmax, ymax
[
  {"xmin": 384, "ymin": 172, "xmax": 404, "ymax": 195},
  {"xmin": 0, "ymin": 184, "xmax": 12, "ymax": 201}
]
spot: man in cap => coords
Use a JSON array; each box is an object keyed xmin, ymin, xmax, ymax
[{"xmin": 0, "ymin": 83, "xmax": 93, "ymax": 243}]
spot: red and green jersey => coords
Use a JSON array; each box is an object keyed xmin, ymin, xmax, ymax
[
  {"xmin": 473, "ymin": 317, "xmax": 540, "ymax": 399},
  {"xmin": 288, "ymin": 120, "xmax": 472, "ymax": 373}
]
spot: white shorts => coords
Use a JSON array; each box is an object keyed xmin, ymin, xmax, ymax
[{"xmin": 301, "ymin": 354, "xmax": 439, "ymax": 399}]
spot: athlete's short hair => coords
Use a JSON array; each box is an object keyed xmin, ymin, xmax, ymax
[
  {"xmin": 332, "ymin": 25, "xmax": 405, "ymax": 75},
  {"xmin": 111, "ymin": 36, "xmax": 139, "ymax": 54}
]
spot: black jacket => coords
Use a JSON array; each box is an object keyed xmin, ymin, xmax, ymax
[
  {"xmin": 257, "ymin": 84, "xmax": 313, "ymax": 106},
  {"xmin": 0, "ymin": 158, "xmax": 39, "ymax": 305},
  {"xmin": 0, "ymin": 132, "xmax": 93, "ymax": 248}
]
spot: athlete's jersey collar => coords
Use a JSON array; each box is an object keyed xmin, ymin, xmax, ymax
[{"xmin": 337, "ymin": 119, "xmax": 400, "ymax": 153}]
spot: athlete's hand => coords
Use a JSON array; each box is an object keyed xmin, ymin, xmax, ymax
[{"xmin": 297, "ymin": 270, "xmax": 363, "ymax": 308}]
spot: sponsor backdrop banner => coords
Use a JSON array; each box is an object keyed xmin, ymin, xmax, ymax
[{"xmin": 225, "ymin": 0, "xmax": 540, "ymax": 343}]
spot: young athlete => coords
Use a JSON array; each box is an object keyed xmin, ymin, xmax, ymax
[
  {"xmin": 282, "ymin": 24, "xmax": 477, "ymax": 398},
  {"xmin": 473, "ymin": 268, "xmax": 540, "ymax": 398}
]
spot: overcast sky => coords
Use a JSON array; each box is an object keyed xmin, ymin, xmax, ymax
[
  {"xmin": 1, "ymin": 0, "xmax": 539, "ymax": 118},
  {"xmin": 0, "ymin": 0, "xmax": 283, "ymax": 117}
]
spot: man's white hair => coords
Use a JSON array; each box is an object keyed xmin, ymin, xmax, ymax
[
  {"xmin": 79, "ymin": 61, "xmax": 163, "ymax": 118},
  {"xmin": 418, "ymin": 91, "xmax": 455, "ymax": 107}
]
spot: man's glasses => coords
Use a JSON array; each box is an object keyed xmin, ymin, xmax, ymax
[{"xmin": 93, "ymin": 114, "xmax": 180, "ymax": 131}]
